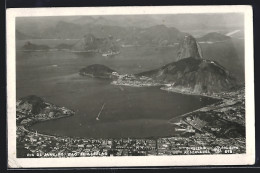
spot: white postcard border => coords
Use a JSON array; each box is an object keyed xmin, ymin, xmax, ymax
[{"xmin": 7, "ymin": 5, "xmax": 255, "ymax": 168}]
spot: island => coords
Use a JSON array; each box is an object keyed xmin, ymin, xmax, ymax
[
  {"xmin": 21, "ymin": 41, "xmax": 50, "ymax": 51},
  {"xmin": 79, "ymin": 64, "xmax": 117, "ymax": 79}
]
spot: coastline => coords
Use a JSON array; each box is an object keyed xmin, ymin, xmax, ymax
[
  {"xmin": 160, "ymin": 86, "xmax": 221, "ymax": 100},
  {"xmin": 20, "ymin": 113, "xmax": 75, "ymax": 139},
  {"xmin": 159, "ymin": 86, "xmax": 222, "ymax": 124}
]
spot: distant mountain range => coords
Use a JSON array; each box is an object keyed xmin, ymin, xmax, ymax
[{"xmin": 16, "ymin": 21, "xmax": 187, "ymax": 45}]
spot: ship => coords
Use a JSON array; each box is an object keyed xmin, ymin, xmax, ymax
[{"xmin": 102, "ymin": 50, "xmax": 120, "ymax": 57}]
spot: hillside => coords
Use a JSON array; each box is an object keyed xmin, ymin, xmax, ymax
[
  {"xmin": 138, "ymin": 57, "xmax": 237, "ymax": 94},
  {"xmin": 16, "ymin": 95, "xmax": 47, "ymax": 114},
  {"xmin": 16, "ymin": 95, "xmax": 75, "ymax": 125}
]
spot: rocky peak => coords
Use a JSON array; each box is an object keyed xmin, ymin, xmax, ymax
[{"xmin": 177, "ymin": 35, "xmax": 203, "ymax": 60}]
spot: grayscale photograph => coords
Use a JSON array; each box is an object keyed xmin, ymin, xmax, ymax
[{"xmin": 7, "ymin": 6, "xmax": 255, "ymax": 167}]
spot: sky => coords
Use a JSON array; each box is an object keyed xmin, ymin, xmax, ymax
[{"xmin": 16, "ymin": 13, "xmax": 244, "ymax": 32}]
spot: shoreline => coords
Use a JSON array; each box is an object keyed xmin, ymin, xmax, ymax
[
  {"xmin": 112, "ymin": 82, "xmax": 222, "ymax": 100},
  {"xmin": 160, "ymin": 86, "xmax": 221, "ymax": 100},
  {"xmin": 21, "ymin": 117, "xmax": 180, "ymax": 140},
  {"xmin": 21, "ymin": 114, "xmax": 75, "ymax": 138},
  {"xmin": 111, "ymin": 82, "xmax": 163, "ymax": 88}
]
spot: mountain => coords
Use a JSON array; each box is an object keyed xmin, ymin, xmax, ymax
[
  {"xmin": 138, "ymin": 57, "xmax": 237, "ymax": 94},
  {"xmin": 79, "ymin": 64, "xmax": 116, "ymax": 79},
  {"xmin": 138, "ymin": 35, "xmax": 237, "ymax": 94},
  {"xmin": 73, "ymin": 34, "xmax": 120, "ymax": 52},
  {"xmin": 177, "ymin": 35, "xmax": 203, "ymax": 60},
  {"xmin": 73, "ymin": 33, "xmax": 101, "ymax": 51},
  {"xmin": 197, "ymin": 32, "xmax": 231, "ymax": 42}
]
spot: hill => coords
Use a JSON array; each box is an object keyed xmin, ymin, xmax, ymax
[
  {"xmin": 16, "ymin": 95, "xmax": 47, "ymax": 114},
  {"xmin": 79, "ymin": 64, "xmax": 116, "ymax": 79},
  {"xmin": 16, "ymin": 95, "xmax": 75, "ymax": 125}
]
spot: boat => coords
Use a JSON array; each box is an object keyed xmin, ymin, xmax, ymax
[
  {"xmin": 102, "ymin": 50, "xmax": 120, "ymax": 57},
  {"xmin": 96, "ymin": 103, "xmax": 105, "ymax": 121}
]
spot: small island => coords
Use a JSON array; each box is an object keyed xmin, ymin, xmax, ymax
[
  {"xmin": 22, "ymin": 41, "xmax": 50, "ymax": 51},
  {"xmin": 79, "ymin": 64, "xmax": 117, "ymax": 79}
]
